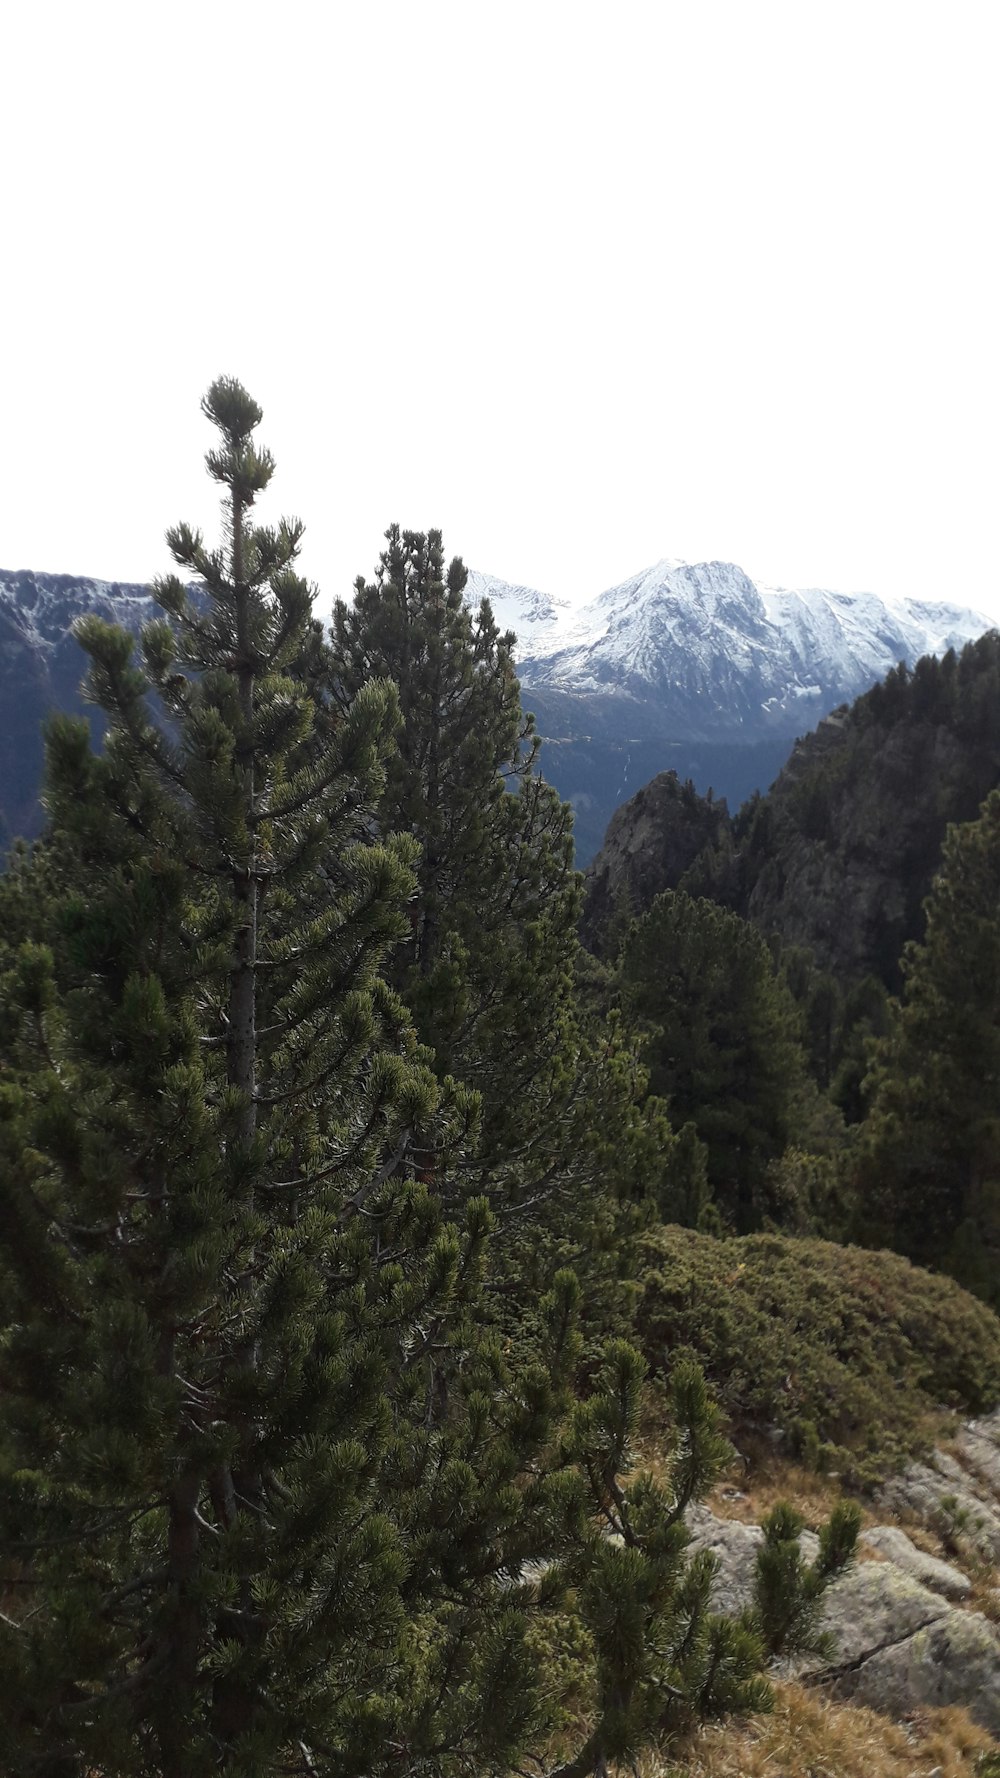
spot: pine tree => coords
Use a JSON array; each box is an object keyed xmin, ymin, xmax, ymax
[
  {"xmin": 751, "ymin": 1501, "xmax": 860, "ymax": 1660},
  {"xmin": 328, "ymin": 530, "xmax": 669, "ymax": 1276},
  {"xmin": 0, "ymin": 385, "xmax": 801, "ymax": 1778},
  {"xmin": 0, "ymin": 384, "xmax": 573, "ymax": 1776},
  {"xmin": 856, "ymin": 789, "xmax": 1000, "ymax": 1301},
  {"xmin": 618, "ymin": 891, "xmax": 809, "ymax": 1229}
]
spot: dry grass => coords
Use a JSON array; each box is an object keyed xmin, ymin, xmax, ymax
[
  {"xmin": 634, "ymin": 1390, "xmax": 875, "ymax": 1534},
  {"xmin": 648, "ymin": 1679, "xmax": 994, "ymax": 1778},
  {"xmin": 705, "ymin": 1437, "xmax": 877, "ymax": 1533}
]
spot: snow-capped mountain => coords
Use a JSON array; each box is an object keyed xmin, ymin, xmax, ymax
[
  {"xmin": 1, "ymin": 558, "xmax": 994, "ymax": 862},
  {"xmin": 463, "ymin": 569, "xmax": 570, "ymax": 638},
  {"xmin": 468, "ymin": 557, "xmax": 992, "ymax": 744}
]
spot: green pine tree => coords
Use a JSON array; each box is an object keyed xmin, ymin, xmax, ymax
[
  {"xmin": 751, "ymin": 1500, "xmax": 860, "ymax": 1660},
  {"xmin": 618, "ymin": 891, "xmax": 810, "ymax": 1229},
  {"xmin": 328, "ymin": 530, "xmax": 673, "ymax": 1279},
  {"xmin": 0, "ymin": 382, "xmax": 788, "ymax": 1778},
  {"xmin": 855, "ymin": 788, "xmax": 1000, "ymax": 1302},
  {"xmin": 0, "ymin": 384, "xmax": 565, "ymax": 1776}
]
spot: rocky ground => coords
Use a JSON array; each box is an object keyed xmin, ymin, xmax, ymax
[{"xmin": 689, "ymin": 1408, "xmax": 1000, "ymax": 1740}]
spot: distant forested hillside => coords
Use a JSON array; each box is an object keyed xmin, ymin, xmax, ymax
[{"xmin": 585, "ymin": 630, "xmax": 1000, "ymax": 990}]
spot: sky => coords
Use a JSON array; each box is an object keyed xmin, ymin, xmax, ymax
[{"xmin": 1, "ymin": 1, "xmax": 997, "ymax": 617}]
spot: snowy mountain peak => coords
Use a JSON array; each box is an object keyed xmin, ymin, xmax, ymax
[
  {"xmin": 0, "ymin": 568, "xmax": 157, "ymax": 652},
  {"xmin": 469, "ymin": 555, "xmax": 994, "ymax": 744},
  {"xmin": 463, "ymin": 569, "xmax": 569, "ymax": 640}
]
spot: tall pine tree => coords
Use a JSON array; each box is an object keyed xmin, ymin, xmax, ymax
[
  {"xmin": 0, "ymin": 385, "xmax": 568, "ymax": 1775},
  {"xmin": 856, "ymin": 788, "xmax": 1000, "ymax": 1302},
  {"xmin": 0, "ymin": 384, "xmax": 801, "ymax": 1778},
  {"xmin": 329, "ymin": 530, "xmax": 671, "ymax": 1277}
]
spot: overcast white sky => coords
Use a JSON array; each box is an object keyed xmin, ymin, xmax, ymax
[{"xmin": 1, "ymin": 1, "xmax": 996, "ymax": 616}]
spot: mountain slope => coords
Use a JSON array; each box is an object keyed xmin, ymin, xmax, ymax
[
  {"xmin": 583, "ymin": 630, "xmax": 1000, "ymax": 989},
  {"xmin": 480, "ymin": 557, "xmax": 990, "ymax": 744},
  {"xmin": 466, "ymin": 558, "xmax": 991, "ymax": 861},
  {"xmin": 0, "ymin": 569, "xmax": 159, "ymax": 842}
]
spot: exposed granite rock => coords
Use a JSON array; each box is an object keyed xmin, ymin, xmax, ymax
[
  {"xmin": 682, "ymin": 1387, "xmax": 1000, "ymax": 1739},
  {"xmin": 861, "ymin": 1525, "xmax": 971, "ymax": 1601},
  {"xmin": 684, "ymin": 1507, "xmax": 762, "ymax": 1614},
  {"xmin": 812, "ymin": 1561, "xmax": 950, "ymax": 1669},
  {"xmin": 877, "ymin": 1459, "xmax": 1000, "ymax": 1563},
  {"xmin": 957, "ymin": 1409, "xmax": 1000, "ymax": 1497},
  {"xmin": 840, "ymin": 1610, "xmax": 1000, "ymax": 1733}
]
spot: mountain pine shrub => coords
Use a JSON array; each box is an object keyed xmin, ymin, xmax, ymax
[{"xmin": 634, "ymin": 1226, "xmax": 1000, "ymax": 1483}]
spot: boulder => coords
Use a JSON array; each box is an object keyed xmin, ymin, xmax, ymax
[
  {"xmin": 861, "ymin": 1525, "xmax": 972, "ymax": 1601},
  {"xmin": 812, "ymin": 1561, "xmax": 949, "ymax": 1670},
  {"xmin": 684, "ymin": 1505, "xmax": 762, "ymax": 1615},
  {"xmin": 683, "ymin": 1504, "xmax": 999, "ymax": 1734},
  {"xmin": 841, "ymin": 1609, "xmax": 1000, "ymax": 1735},
  {"xmin": 957, "ymin": 1415, "xmax": 1000, "ymax": 1499}
]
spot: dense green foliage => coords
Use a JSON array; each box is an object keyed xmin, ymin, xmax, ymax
[
  {"xmin": 634, "ymin": 1226, "xmax": 1000, "ymax": 1481},
  {"xmin": 855, "ymin": 789, "xmax": 1000, "ymax": 1304},
  {"xmin": 328, "ymin": 527, "xmax": 676, "ymax": 1296},
  {"xmin": 2, "ymin": 381, "xmax": 561, "ymax": 1776},
  {"xmin": 618, "ymin": 892, "xmax": 813, "ymax": 1229}
]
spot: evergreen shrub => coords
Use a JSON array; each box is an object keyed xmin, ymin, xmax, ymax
[{"xmin": 635, "ymin": 1226, "xmax": 1000, "ymax": 1483}]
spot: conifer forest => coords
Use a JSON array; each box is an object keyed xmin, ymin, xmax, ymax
[{"xmin": 2, "ymin": 381, "xmax": 1000, "ymax": 1776}]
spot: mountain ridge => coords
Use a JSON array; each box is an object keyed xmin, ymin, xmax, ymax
[
  {"xmin": 468, "ymin": 557, "xmax": 992, "ymax": 742},
  {"xmin": 1, "ymin": 559, "xmax": 994, "ymax": 858}
]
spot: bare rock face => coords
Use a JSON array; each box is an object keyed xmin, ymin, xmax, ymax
[
  {"xmin": 812, "ymin": 1561, "xmax": 951, "ymax": 1669},
  {"xmin": 684, "ymin": 1506, "xmax": 763, "ymax": 1615},
  {"xmin": 860, "ymin": 1525, "xmax": 972, "ymax": 1601},
  {"xmin": 877, "ymin": 1450, "xmax": 1000, "ymax": 1565},
  {"xmin": 957, "ymin": 1408, "xmax": 1000, "ymax": 1497},
  {"xmin": 842, "ymin": 1611, "xmax": 1000, "ymax": 1732}
]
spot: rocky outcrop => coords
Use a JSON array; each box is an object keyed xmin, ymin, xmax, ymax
[
  {"xmin": 686, "ymin": 1406, "xmax": 1000, "ymax": 1737},
  {"xmin": 877, "ymin": 1410, "xmax": 1000, "ymax": 1565},
  {"xmin": 580, "ymin": 772, "xmax": 730, "ymax": 954},
  {"xmin": 815, "ymin": 1562, "xmax": 955, "ymax": 1675},
  {"xmin": 842, "ymin": 1610, "xmax": 1000, "ymax": 1729},
  {"xmin": 860, "ymin": 1525, "xmax": 971, "ymax": 1601}
]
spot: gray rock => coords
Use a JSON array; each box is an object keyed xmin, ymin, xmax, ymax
[
  {"xmin": 876, "ymin": 1459, "xmax": 1000, "ymax": 1562},
  {"xmin": 972, "ymin": 1406, "xmax": 1000, "ymax": 1448},
  {"xmin": 813, "ymin": 1561, "xmax": 950, "ymax": 1670},
  {"xmin": 684, "ymin": 1506, "xmax": 824, "ymax": 1614},
  {"xmin": 685, "ymin": 1505, "xmax": 763, "ymax": 1615},
  {"xmin": 841, "ymin": 1609, "xmax": 1000, "ymax": 1734},
  {"xmin": 861, "ymin": 1525, "xmax": 972, "ymax": 1601},
  {"xmin": 930, "ymin": 1448, "xmax": 970, "ymax": 1487},
  {"xmin": 957, "ymin": 1424, "xmax": 1000, "ymax": 1499},
  {"xmin": 681, "ymin": 1496, "xmax": 1000, "ymax": 1735}
]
